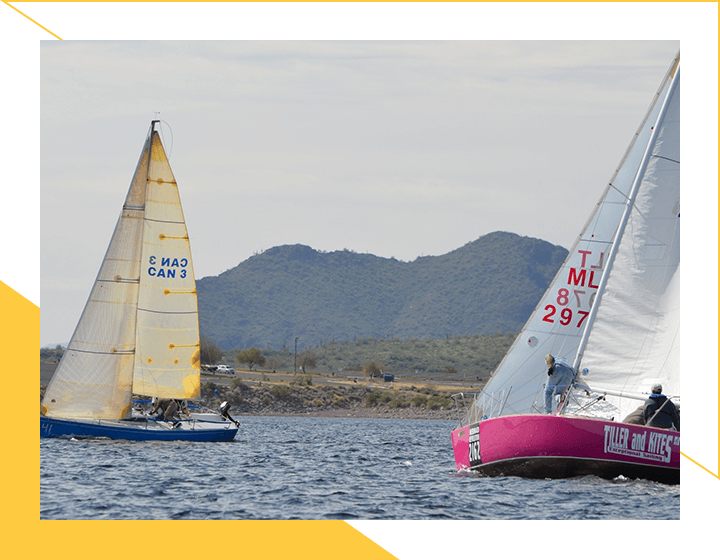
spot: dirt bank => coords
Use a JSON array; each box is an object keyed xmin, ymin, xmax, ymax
[
  {"xmin": 40, "ymin": 369, "xmax": 473, "ymax": 422},
  {"xmin": 201, "ymin": 378, "xmax": 462, "ymax": 421}
]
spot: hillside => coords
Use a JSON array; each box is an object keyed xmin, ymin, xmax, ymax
[
  {"xmin": 196, "ymin": 231, "xmax": 568, "ymax": 350},
  {"xmin": 253, "ymin": 332, "xmax": 517, "ymax": 379}
]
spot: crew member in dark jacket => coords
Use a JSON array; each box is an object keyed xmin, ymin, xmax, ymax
[{"xmin": 643, "ymin": 384, "xmax": 680, "ymax": 430}]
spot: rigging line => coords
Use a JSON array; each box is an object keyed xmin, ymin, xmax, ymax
[
  {"xmin": 157, "ymin": 120, "xmax": 174, "ymax": 160},
  {"xmin": 610, "ymin": 155, "xmax": 679, "ymax": 224},
  {"xmin": 653, "ymin": 154, "xmax": 680, "ymax": 165},
  {"xmin": 606, "ymin": 182, "xmax": 635, "ymax": 203}
]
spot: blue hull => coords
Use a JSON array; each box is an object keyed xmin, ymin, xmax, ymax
[{"xmin": 40, "ymin": 416, "xmax": 237, "ymax": 442}]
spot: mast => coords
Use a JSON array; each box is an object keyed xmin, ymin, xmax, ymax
[
  {"xmin": 572, "ymin": 62, "xmax": 681, "ymax": 374},
  {"xmin": 148, "ymin": 119, "xmax": 161, "ymax": 155},
  {"xmin": 131, "ymin": 121, "xmax": 155, "ymax": 382},
  {"xmin": 144, "ymin": 118, "xmax": 158, "ymax": 196}
]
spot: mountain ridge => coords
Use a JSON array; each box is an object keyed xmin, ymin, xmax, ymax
[{"xmin": 197, "ymin": 231, "xmax": 568, "ymax": 350}]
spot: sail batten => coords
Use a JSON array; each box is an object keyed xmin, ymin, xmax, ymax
[{"xmin": 138, "ymin": 308, "xmax": 198, "ymax": 314}]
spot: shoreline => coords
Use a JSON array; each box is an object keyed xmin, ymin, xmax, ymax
[
  {"xmin": 202, "ymin": 377, "xmax": 467, "ymax": 422},
  {"xmin": 235, "ymin": 406, "xmax": 459, "ymax": 421},
  {"xmin": 41, "ymin": 364, "xmax": 474, "ymax": 422}
]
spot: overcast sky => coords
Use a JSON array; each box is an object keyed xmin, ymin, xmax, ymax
[{"xmin": 39, "ymin": 39, "xmax": 681, "ymax": 346}]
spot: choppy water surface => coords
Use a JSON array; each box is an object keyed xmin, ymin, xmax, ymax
[{"xmin": 41, "ymin": 416, "xmax": 679, "ymax": 520}]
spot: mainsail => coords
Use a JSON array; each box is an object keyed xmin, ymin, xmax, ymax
[
  {"xmin": 578, "ymin": 62, "xmax": 680, "ymax": 421},
  {"xmin": 41, "ymin": 123, "xmax": 201, "ymax": 420},
  {"xmin": 463, "ymin": 53, "xmax": 680, "ymax": 425}
]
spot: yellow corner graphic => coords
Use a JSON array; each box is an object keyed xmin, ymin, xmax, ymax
[
  {"xmin": 2, "ymin": 1, "xmax": 62, "ymax": 39},
  {"xmin": 680, "ymin": 451, "xmax": 720, "ymax": 480}
]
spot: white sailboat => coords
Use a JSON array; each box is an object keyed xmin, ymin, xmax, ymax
[
  {"xmin": 41, "ymin": 121, "xmax": 238, "ymax": 441},
  {"xmin": 451, "ymin": 53, "xmax": 680, "ymax": 484}
]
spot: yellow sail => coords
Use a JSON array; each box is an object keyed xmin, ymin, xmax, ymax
[
  {"xmin": 132, "ymin": 129, "xmax": 201, "ymax": 399},
  {"xmin": 41, "ymin": 123, "xmax": 200, "ymax": 420}
]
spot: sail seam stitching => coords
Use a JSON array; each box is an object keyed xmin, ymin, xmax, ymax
[{"xmin": 66, "ymin": 348, "xmax": 135, "ymax": 355}]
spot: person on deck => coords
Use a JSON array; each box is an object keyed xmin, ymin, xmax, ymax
[
  {"xmin": 543, "ymin": 354, "xmax": 576, "ymax": 414},
  {"xmin": 643, "ymin": 384, "xmax": 680, "ymax": 431},
  {"xmin": 150, "ymin": 397, "xmax": 167, "ymax": 416},
  {"xmin": 621, "ymin": 406, "xmax": 646, "ymax": 425},
  {"xmin": 150, "ymin": 398, "xmax": 187, "ymax": 421}
]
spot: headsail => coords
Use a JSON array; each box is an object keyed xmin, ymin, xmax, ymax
[
  {"xmin": 132, "ymin": 125, "xmax": 201, "ymax": 399},
  {"xmin": 463, "ymin": 52, "xmax": 681, "ymax": 425},
  {"xmin": 41, "ymin": 122, "xmax": 200, "ymax": 420}
]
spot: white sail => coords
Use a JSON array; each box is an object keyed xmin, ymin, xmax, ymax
[
  {"xmin": 463, "ymin": 53, "xmax": 680, "ymax": 424},
  {"xmin": 41, "ymin": 124, "xmax": 200, "ymax": 420},
  {"xmin": 42, "ymin": 135, "xmax": 149, "ymax": 419},
  {"xmin": 578, "ymin": 64, "xmax": 680, "ymax": 421}
]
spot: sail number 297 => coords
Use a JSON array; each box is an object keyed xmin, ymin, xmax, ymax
[
  {"xmin": 542, "ymin": 250, "xmax": 604, "ymax": 329},
  {"xmin": 542, "ymin": 288, "xmax": 594, "ymax": 328}
]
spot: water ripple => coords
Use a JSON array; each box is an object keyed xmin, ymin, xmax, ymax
[{"xmin": 41, "ymin": 416, "xmax": 679, "ymax": 520}]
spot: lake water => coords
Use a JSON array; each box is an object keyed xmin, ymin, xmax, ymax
[{"xmin": 40, "ymin": 416, "xmax": 679, "ymax": 520}]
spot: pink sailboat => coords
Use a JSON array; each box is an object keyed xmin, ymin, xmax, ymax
[{"xmin": 451, "ymin": 52, "xmax": 680, "ymax": 484}]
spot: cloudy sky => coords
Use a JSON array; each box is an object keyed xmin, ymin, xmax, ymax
[{"xmin": 40, "ymin": 39, "xmax": 682, "ymax": 346}]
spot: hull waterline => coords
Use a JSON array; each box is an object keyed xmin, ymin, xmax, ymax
[
  {"xmin": 451, "ymin": 414, "xmax": 679, "ymax": 485},
  {"xmin": 41, "ymin": 415, "xmax": 238, "ymax": 442}
]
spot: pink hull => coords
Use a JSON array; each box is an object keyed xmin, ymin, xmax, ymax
[{"xmin": 451, "ymin": 415, "xmax": 679, "ymax": 484}]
